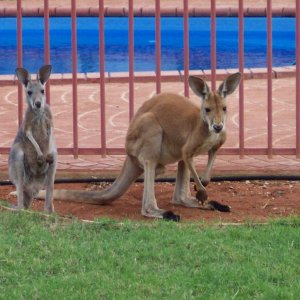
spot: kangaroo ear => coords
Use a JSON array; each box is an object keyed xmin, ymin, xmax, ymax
[
  {"xmin": 16, "ymin": 67, "xmax": 31, "ymax": 87},
  {"xmin": 188, "ymin": 76, "xmax": 210, "ymax": 100},
  {"xmin": 218, "ymin": 72, "xmax": 241, "ymax": 98},
  {"xmin": 37, "ymin": 65, "xmax": 52, "ymax": 85}
]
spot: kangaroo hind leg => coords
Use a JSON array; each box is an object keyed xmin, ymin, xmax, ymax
[
  {"xmin": 172, "ymin": 160, "xmax": 200, "ymax": 208},
  {"xmin": 9, "ymin": 147, "xmax": 26, "ymax": 210},
  {"xmin": 43, "ymin": 157, "xmax": 57, "ymax": 213}
]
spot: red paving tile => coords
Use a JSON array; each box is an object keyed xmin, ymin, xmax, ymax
[{"xmin": 0, "ymin": 77, "xmax": 300, "ymax": 178}]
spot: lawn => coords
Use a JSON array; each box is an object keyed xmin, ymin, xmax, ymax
[{"xmin": 0, "ymin": 210, "xmax": 300, "ymax": 299}]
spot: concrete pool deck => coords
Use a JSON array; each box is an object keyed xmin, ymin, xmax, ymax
[
  {"xmin": 0, "ymin": 67, "xmax": 297, "ymax": 86},
  {"xmin": 0, "ymin": 74, "xmax": 300, "ymax": 179}
]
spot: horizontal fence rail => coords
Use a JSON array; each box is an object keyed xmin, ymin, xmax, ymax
[
  {"xmin": 0, "ymin": 0, "xmax": 299, "ymax": 158},
  {"xmin": 0, "ymin": 7, "xmax": 297, "ymax": 17}
]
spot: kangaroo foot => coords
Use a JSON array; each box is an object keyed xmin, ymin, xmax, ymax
[
  {"xmin": 172, "ymin": 197, "xmax": 200, "ymax": 208},
  {"xmin": 142, "ymin": 208, "xmax": 180, "ymax": 222},
  {"xmin": 10, "ymin": 203, "xmax": 25, "ymax": 211}
]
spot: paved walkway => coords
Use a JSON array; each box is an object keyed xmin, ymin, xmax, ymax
[{"xmin": 0, "ymin": 77, "xmax": 300, "ymax": 179}]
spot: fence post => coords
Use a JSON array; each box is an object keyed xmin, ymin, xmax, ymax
[
  {"xmin": 155, "ymin": 0, "xmax": 161, "ymax": 94},
  {"xmin": 296, "ymin": 0, "xmax": 300, "ymax": 157},
  {"xmin": 238, "ymin": 0, "xmax": 245, "ymax": 157},
  {"xmin": 128, "ymin": 0, "xmax": 135, "ymax": 120},
  {"xmin": 17, "ymin": 0, "xmax": 23, "ymax": 127},
  {"xmin": 99, "ymin": 0, "xmax": 106, "ymax": 156},
  {"xmin": 44, "ymin": 0, "xmax": 51, "ymax": 105},
  {"xmin": 71, "ymin": 0, "xmax": 78, "ymax": 158},
  {"xmin": 183, "ymin": 0, "xmax": 189, "ymax": 97},
  {"xmin": 267, "ymin": 0, "xmax": 273, "ymax": 158},
  {"xmin": 210, "ymin": 0, "xmax": 216, "ymax": 91}
]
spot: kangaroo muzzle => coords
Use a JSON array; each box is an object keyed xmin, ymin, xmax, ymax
[
  {"xmin": 213, "ymin": 124, "xmax": 223, "ymax": 133},
  {"xmin": 35, "ymin": 101, "xmax": 41, "ymax": 109}
]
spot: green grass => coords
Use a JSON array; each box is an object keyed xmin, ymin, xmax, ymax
[{"xmin": 0, "ymin": 211, "xmax": 300, "ymax": 300}]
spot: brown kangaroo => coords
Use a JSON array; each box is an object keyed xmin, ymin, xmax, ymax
[{"xmin": 37, "ymin": 73, "xmax": 241, "ymax": 220}]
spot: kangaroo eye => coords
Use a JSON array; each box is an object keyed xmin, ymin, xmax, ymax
[
  {"xmin": 205, "ymin": 108, "xmax": 211, "ymax": 113},
  {"xmin": 41, "ymin": 89, "xmax": 45, "ymax": 94},
  {"xmin": 223, "ymin": 107, "xmax": 227, "ymax": 112},
  {"xmin": 27, "ymin": 91, "xmax": 32, "ymax": 96}
]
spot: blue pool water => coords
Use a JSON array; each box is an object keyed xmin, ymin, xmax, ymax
[{"xmin": 0, "ymin": 17, "xmax": 296, "ymax": 75}]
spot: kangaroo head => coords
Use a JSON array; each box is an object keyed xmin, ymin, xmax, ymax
[
  {"xmin": 188, "ymin": 73, "xmax": 241, "ymax": 134},
  {"xmin": 16, "ymin": 65, "xmax": 52, "ymax": 113}
]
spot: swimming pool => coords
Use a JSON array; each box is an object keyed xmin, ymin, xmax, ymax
[{"xmin": 0, "ymin": 17, "xmax": 296, "ymax": 75}]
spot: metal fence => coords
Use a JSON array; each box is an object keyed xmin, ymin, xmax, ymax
[{"xmin": 1, "ymin": 0, "xmax": 300, "ymax": 158}]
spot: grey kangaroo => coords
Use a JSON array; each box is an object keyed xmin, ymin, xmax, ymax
[{"xmin": 9, "ymin": 65, "xmax": 57, "ymax": 213}]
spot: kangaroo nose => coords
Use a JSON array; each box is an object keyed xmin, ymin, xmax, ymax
[
  {"xmin": 35, "ymin": 101, "xmax": 41, "ymax": 108},
  {"xmin": 213, "ymin": 124, "xmax": 223, "ymax": 133}
]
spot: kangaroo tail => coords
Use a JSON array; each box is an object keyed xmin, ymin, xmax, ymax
[{"xmin": 37, "ymin": 156, "xmax": 143, "ymax": 204}]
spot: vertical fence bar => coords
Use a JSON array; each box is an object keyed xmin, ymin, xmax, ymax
[
  {"xmin": 296, "ymin": 0, "xmax": 300, "ymax": 157},
  {"xmin": 71, "ymin": 0, "xmax": 78, "ymax": 158},
  {"xmin": 128, "ymin": 0, "xmax": 135, "ymax": 119},
  {"xmin": 17, "ymin": 0, "xmax": 23, "ymax": 127},
  {"xmin": 44, "ymin": 0, "xmax": 51, "ymax": 105},
  {"xmin": 155, "ymin": 0, "xmax": 161, "ymax": 94},
  {"xmin": 210, "ymin": 0, "xmax": 217, "ymax": 91},
  {"xmin": 99, "ymin": 0, "xmax": 106, "ymax": 156},
  {"xmin": 238, "ymin": 0, "xmax": 245, "ymax": 157},
  {"xmin": 267, "ymin": 0, "xmax": 273, "ymax": 157},
  {"xmin": 183, "ymin": 0, "xmax": 189, "ymax": 97}
]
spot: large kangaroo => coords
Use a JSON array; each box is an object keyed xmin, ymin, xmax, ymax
[
  {"xmin": 9, "ymin": 65, "xmax": 57, "ymax": 213},
  {"xmin": 38, "ymin": 73, "xmax": 241, "ymax": 220}
]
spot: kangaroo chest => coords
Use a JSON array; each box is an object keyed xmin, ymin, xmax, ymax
[
  {"xmin": 32, "ymin": 114, "xmax": 50, "ymax": 132},
  {"xmin": 31, "ymin": 115, "xmax": 51, "ymax": 146},
  {"xmin": 193, "ymin": 132, "xmax": 225, "ymax": 156}
]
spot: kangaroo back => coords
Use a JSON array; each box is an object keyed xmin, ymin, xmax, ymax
[{"xmin": 37, "ymin": 156, "xmax": 143, "ymax": 204}]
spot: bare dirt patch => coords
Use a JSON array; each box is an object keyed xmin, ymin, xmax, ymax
[{"xmin": 1, "ymin": 180, "xmax": 300, "ymax": 222}]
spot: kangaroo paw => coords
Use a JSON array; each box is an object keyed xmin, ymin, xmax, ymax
[
  {"xmin": 195, "ymin": 189, "xmax": 208, "ymax": 204},
  {"xmin": 46, "ymin": 153, "xmax": 54, "ymax": 164},
  {"xmin": 37, "ymin": 155, "xmax": 46, "ymax": 166},
  {"xmin": 162, "ymin": 211, "xmax": 181, "ymax": 222}
]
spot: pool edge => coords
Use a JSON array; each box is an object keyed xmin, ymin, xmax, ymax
[{"xmin": 0, "ymin": 66, "xmax": 295, "ymax": 86}]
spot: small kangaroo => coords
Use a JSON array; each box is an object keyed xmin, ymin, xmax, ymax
[
  {"xmin": 38, "ymin": 73, "xmax": 241, "ymax": 220},
  {"xmin": 9, "ymin": 65, "xmax": 57, "ymax": 213}
]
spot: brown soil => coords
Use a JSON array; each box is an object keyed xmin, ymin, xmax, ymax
[{"xmin": 1, "ymin": 180, "xmax": 300, "ymax": 223}]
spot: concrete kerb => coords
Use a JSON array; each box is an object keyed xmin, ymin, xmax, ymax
[{"xmin": 0, "ymin": 67, "xmax": 296, "ymax": 86}]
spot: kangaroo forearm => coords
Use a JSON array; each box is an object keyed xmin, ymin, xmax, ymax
[
  {"xmin": 202, "ymin": 150, "xmax": 217, "ymax": 181},
  {"xmin": 26, "ymin": 131, "xmax": 43, "ymax": 156},
  {"xmin": 184, "ymin": 158, "xmax": 204, "ymax": 190}
]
